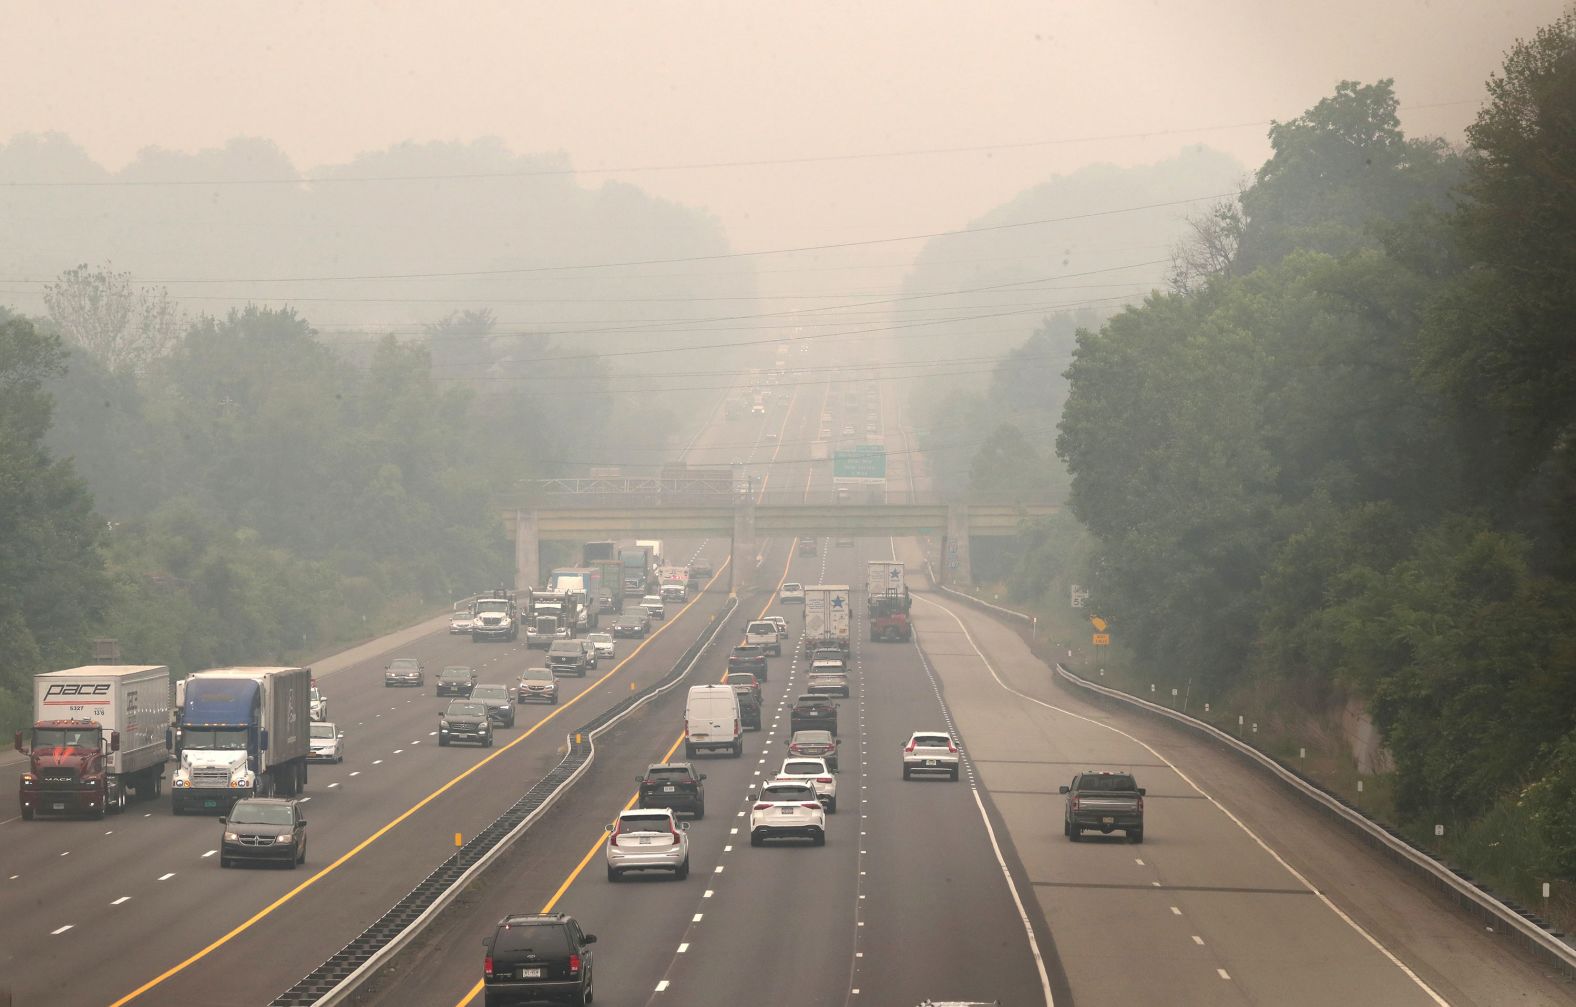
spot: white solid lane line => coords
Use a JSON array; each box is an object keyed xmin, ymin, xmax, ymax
[
  {"xmin": 51, "ymin": 925, "xmax": 73, "ymax": 935},
  {"xmin": 111, "ymin": 897, "xmax": 130, "ymax": 905}
]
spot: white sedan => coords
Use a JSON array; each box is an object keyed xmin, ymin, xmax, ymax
[
  {"xmin": 308, "ymin": 722, "xmax": 344, "ymax": 763},
  {"xmin": 775, "ymin": 757, "xmax": 838, "ymax": 813},
  {"xmin": 779, "ymin": 582, "xmax": 805, "ymax": 604},
  {"xmin": 749, "ymin": 779, "xmax": 826, "ymax": 846},
  {"xmin": 587, "ymin": 632, "xmax": 616, "ymax": 660}
]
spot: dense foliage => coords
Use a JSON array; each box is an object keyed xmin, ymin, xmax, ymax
[
  {"xmin": 0, "ymin": 297, "xmax": 665, "ymax": 731},
  {"xmin": 953, "ymin": 15, "xmax": 1576, "ymax": 875}
]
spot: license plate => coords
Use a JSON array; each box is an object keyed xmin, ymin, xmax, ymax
[
  {"xmin": 520, "ymin": 967, "xmax": 542, "ymax": 979},
  {"xmin": 663, "ymin": 785, "xmax": 675, "ymax": 792},
  {"xmin": 1102, "ymin": 816, "xmax": 1115, "ymax": 824},
  {"xmin": 780, "ymin": 807, "xmax": 795, "ymax": 814},
  {"xmin": 925, "ymin": 759, "xmax": 937, "ymax": 766},
  {"xmin": 53, "ymin": 803, "xmax": 65, "ymax": 810},
  {"xmin": 639, "ymin": 837, "xmax": 651, "ymax": 845}
]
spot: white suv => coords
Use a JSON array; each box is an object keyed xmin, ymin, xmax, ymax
[
  {"xmin": 606, "ymin": 808, "xmax": 690, "ymax": 881},
  {"xmin": 902, "ymin": 731, "xmax": 962, "ymax": 781},
  {"xmin": 749, "ymin": 780, "xmax": 826, "ymax": 846},
  {"xmin": 745, "ymin": 620, "xmax": 782, "ymax": 657},
  {"xmin": 774, "ymin": 757, "xmax": 837, "ymax": 813},
  {"xmin": 779, "ymin": 582, "xmax": 805, "ymax": 604}
]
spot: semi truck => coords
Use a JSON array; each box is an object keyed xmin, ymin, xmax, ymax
[
  {"xmin": 15, "ymin": 665, "xmax": 173, "ymax": 820},
  {"xmin": 593, "ymin": 559, "xmax": 624, "ymax": 612},
  {"xmin": 866, "ymin": 561, "xmax": 913, "ymax": 642},
  {"xmin": 470, "ymin": 593, "xmax": 521, "ymax": 642},
  {"xmin": 171, "ymin": 666, "xmax": 312, "ymax": 814},
  {"xmin": 620, "ymin": 545, "xmax": 655, "ymax": 597},
  {"xmin": 547, "ymin": 567, "xmax": 602, "ymax": 629},
  {"xmin": 636, "ymin": 539, "xmax": 665, "ymax": 566},
  {"xmin": 803, "ymin": 584, "xmax": 852, "ymax": 656}
]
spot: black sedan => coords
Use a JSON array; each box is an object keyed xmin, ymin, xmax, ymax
[
  {"xmin": 219, "ymin": 798, "xmax": 307, "ymax": 868},
  {"xmin": 612, "ymin": 611, "xmax": 651, "ymax": 638}
]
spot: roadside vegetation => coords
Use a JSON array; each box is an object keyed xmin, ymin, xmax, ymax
[{"xmin": 927, "ymin": 15, "xmax": 1576, "ymax": 911}]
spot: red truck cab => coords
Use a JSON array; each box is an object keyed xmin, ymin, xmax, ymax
[{"xmin": 16, "ymin": 720, "xmax": 120, "ymax": 820}]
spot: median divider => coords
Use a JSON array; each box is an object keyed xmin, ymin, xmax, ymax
[{"xmin": 270, "ymin": 595, "xmax": 740, "ymax": 1007}]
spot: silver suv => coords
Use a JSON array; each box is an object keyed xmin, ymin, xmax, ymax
[
  {"xmin": 605, "ymin": 808, "xmax": 690, "ymax": 881},
  {"xmin": 518, "ymin": 666, "xmax": 558, "ymax": 705}
]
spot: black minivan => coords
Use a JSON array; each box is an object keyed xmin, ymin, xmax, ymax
[{"xmin": 483, "ymin": 912, "xmax": 596, "ymax": 1006}]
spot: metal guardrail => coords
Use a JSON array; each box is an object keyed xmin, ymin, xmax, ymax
[
  {"xmin": 270, "ymin": 595, "xmax": 740, "ymax": 1006},
  {"xmin": 1049, "ymin": 662, "xmax": 1576, "ymax": 977},
  {"xmin": 916, "ymin": 569, "xmax": 1576, "ymax": 978}
]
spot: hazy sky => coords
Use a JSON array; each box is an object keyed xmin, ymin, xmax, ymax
[{"xmin": 2, "ymin": 0, "xmax": 1563, "ymax": 301}]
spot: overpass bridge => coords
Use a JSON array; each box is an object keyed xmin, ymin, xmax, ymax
[{"xmin": 501, "ymin": 484, "xmax": 1057, "ymax": 590}]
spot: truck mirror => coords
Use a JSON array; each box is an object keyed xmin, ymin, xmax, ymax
[
  {"xmin": 13, "ymin": 730, "xmax": 26, "ymax": 754},
  {"xmin": 217, "ymin": 816, "xmax": 227, "ymax": 824},
  {"xmin": 1138, "ymin": 787, "xmax": 1147, "ymax": 796},
  {"xmin": 165, "ymin": 728, "xmax": 173, "ymax": 751},
  {"xmin": 110, "ymin": 731, "xmax": 121, "ymax": 752},
  {"xmin": 1058, "ymin": 785, "xmax": 1070, "ymax": 794},
  {"xmin": 259, "ymin": 728, "xmax": 269, "ymax": 751}
]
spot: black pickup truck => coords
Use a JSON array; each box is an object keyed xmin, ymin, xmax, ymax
[
  {"xmin": 1061, "ymin": 770, "xmax": 1146, "ymax": 843},
  {"xmin": 789, "ymin": 694, "xmax": 838, "ymax": 736},
  {"xmin": 728, "ymin": 645, "xmax": 769, "ymax": 682}
]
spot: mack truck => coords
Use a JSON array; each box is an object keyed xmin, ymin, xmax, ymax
[
  {"xmin": 803, "ymin": 584, "xmax": 852, "ymax": 656},
  {"xmin": 866, "ymin": 561, "xmax": 913, "ymax": 642},
  {"xmin": 15, "ymin": 665, "xmax": 173, "ymax": 820},
  {"xmin": 170, "ymin": 666, "xmax": 311, "ymax": 814}
]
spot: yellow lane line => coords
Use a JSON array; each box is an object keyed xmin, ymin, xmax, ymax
[{"xmin": 108, "ymin": 560, "xmax": 731, "ymax": 1007}]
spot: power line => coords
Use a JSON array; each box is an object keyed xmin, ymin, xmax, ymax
[
  {"xmin": 0, "ymin": 199, "xmax": 1222, "ymax": 284},
  {"xmin": 0, "ymin": 98, "xmax": 1483, "ymax": 190}
]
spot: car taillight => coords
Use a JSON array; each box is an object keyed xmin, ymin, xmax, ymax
[
  {"xmin": 816, "ymin": 777, "xmax": 833, "ymax": 784},
  {"xmin": 484, "ymin": 956, "xmax": 493, "ymax": 978},
  {"xmin": 904, "ymin": 741, "xmax": 917, "ymax": 753},
  {"xmin": 569, "ymin": 953, "xmax": 581, "ymax": 974},
  {"xmin": 734, "ymin": 719, "xmax": 741, "ymax": 735},
  {"xmin": 671, "ymin": 822, "xmax": 683, "ymax": 842},
  {"xmin": 801, "ymin": 802, "xmax": 821, "ymax": 810},
  {"xmin": 683, "ymin": 719, "xmax": 689, "ymax": 738},
  {"xmin": 753, "ymin": 802, "xmax": 772, "ymax": 811},
  {"xmin": 947, "ymin": 741, "xmax": 959, "ymax": 754}
]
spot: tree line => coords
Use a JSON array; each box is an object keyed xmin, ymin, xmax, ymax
[
  {"xmin": 0, "ymin": 295, "xmax": 654, "ymax": 734},
  {"xmin": 966, "ymin": 16, "xmax": 1576, "ymax": 877}
]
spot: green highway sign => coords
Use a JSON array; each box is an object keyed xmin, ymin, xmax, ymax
[{"xmin": 834, "ymin": 444, "xmax": 887, "ymax": 485}]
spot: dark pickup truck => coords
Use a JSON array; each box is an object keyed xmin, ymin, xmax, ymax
[
  {"xmin": 637, "ymin": 762, "xmax": 706, "ymax": 818},
  {"xmin": 789, "ymin": 694, "xmax": 838, "ymax": 736},
  {"xmin": 728, "ymin": 645, "xmax": 768, "ymax": 682},
  {"xmin": 1061, "ymin": 770, "xmax": 1146, "ymax": 843}
]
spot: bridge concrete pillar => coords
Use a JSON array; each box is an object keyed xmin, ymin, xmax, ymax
[
  {"xmin": 731, "ymin": 495, "xmax": 756, "ymax": 594},
  {"xmin": 515, "ymin": 510, "xmax": 540, "ymax": 592},
  {"xmin": 943, "ymin": 502, "xmax": 972, "ymax": 587}
]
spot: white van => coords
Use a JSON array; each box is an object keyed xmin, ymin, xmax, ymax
[{"xmin": 684, "ymin": 684, "xmax": 743, "ymax": 758}]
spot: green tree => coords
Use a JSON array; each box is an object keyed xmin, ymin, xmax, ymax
[{"xmin": 0, "ymin": 316, "xmax": 109, "ymax": 701}]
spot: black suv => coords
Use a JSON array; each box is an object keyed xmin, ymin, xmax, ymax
[
  {"xmin": 482, "ymin": 912, "xmax": 596, "ymax": 1006},
  {"xmin": 728, "ymin": 645, "xmax": 768, "ymax": 681},
  {"xmin": 470, "ymin": 683, "xmax": 517, "ymax": 728},
  {"xmin": 547, "ymin": 640, "xmax": 589, "ymax": 677},
  {"xmin": 637, "ymin": 762, "xmax": 707, "ymax": 818},
  {"xmin": 790, "ymin": 694, "xmax": 838, "ymax": 736},
  {"xmin": 436, "ymin": 666, "xmax": 477, "ymax": 697}
]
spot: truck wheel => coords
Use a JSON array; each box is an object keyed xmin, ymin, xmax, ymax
[
  {"xmin": 693, "ymin": 802, "xmax": 705, "ymax": 821},
  {"xmin": 151, "ymin": 771, "xmax": 163, "ymax": 797},
  {"xmin": 684, "ymin": 743, "xmax": 696, "ymax": 759},
  {"xmin": 732, "ymin": 740, "xmax": 743, "ymax": 758},
  {"xmin": 1068, "ymin": 825, "xmax": 1082, "ymax": 842},
  {"xmin": 92, "ymin": 803, "xmax": 106, "ymax": 821},
  {"xmin": 20, "ymin": 805, "xmax": 34, "ymax": 821},
  {"xmin": 1129, "ymin": 829, "xmax": 1144, "ymax": 844}
]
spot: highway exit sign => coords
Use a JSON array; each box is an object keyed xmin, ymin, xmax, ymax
[
  {"xmin": 1092, "ymin": 633, "xmax": 1111, "ymax": 646},
  {"xmin": 833, "ymin": 444, "xmax": 887, "ymax": 485}
]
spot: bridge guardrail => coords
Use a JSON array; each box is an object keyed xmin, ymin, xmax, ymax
[
  {"xmin": 271, "ymin": 594, "xmax": 741, "ymax": 1006},
  {"xmin": 914, "ymin": 571, "xmax": 1576, "ymax": 979}
]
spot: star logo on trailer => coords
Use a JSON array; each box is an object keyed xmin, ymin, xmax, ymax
[{"xmin": 831, "ymin": 597, "xmax": 845, "ymax": 610}]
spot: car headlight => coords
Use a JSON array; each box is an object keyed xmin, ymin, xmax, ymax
[
  {"xmin": 439, "ymin": 721, "xmax": 449, "ymax": 730},
  {"xmin": 224, "ymin": 831, "xmax": 239, "ymax": 841},
  {"xmin": 275, "ymin": 834, "xmax": 295, "ymax": 845}
]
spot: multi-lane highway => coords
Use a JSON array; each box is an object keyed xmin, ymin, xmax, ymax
[{"xmin": 6, "ymin": 348, "xmax": 1573, "ymax": 1007}]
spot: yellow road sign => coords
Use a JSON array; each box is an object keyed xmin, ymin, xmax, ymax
[
  {"xmin": 1092, "ymin": 633, "xmax": 1110, "ymax": 646},
  {"xmin": 1089, "ymin": 615, "xmax": 1108, "ymax": 632}
]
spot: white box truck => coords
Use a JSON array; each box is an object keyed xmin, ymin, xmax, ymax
[
  {"xmin": 171, "ymin": 666, "xmax": 312, "ymax": 814},
  {"xmin": 15, "ymin": 665, "xmax": 172, "ymax": 820},
  {"xmin": 803, "ymin": 584, "xmax": 852, "ymax": 656}
]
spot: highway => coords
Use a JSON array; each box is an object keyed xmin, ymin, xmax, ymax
[{"xmin": 7, "ymin": 347, "xmax": 1573, "ymax": 1007}]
